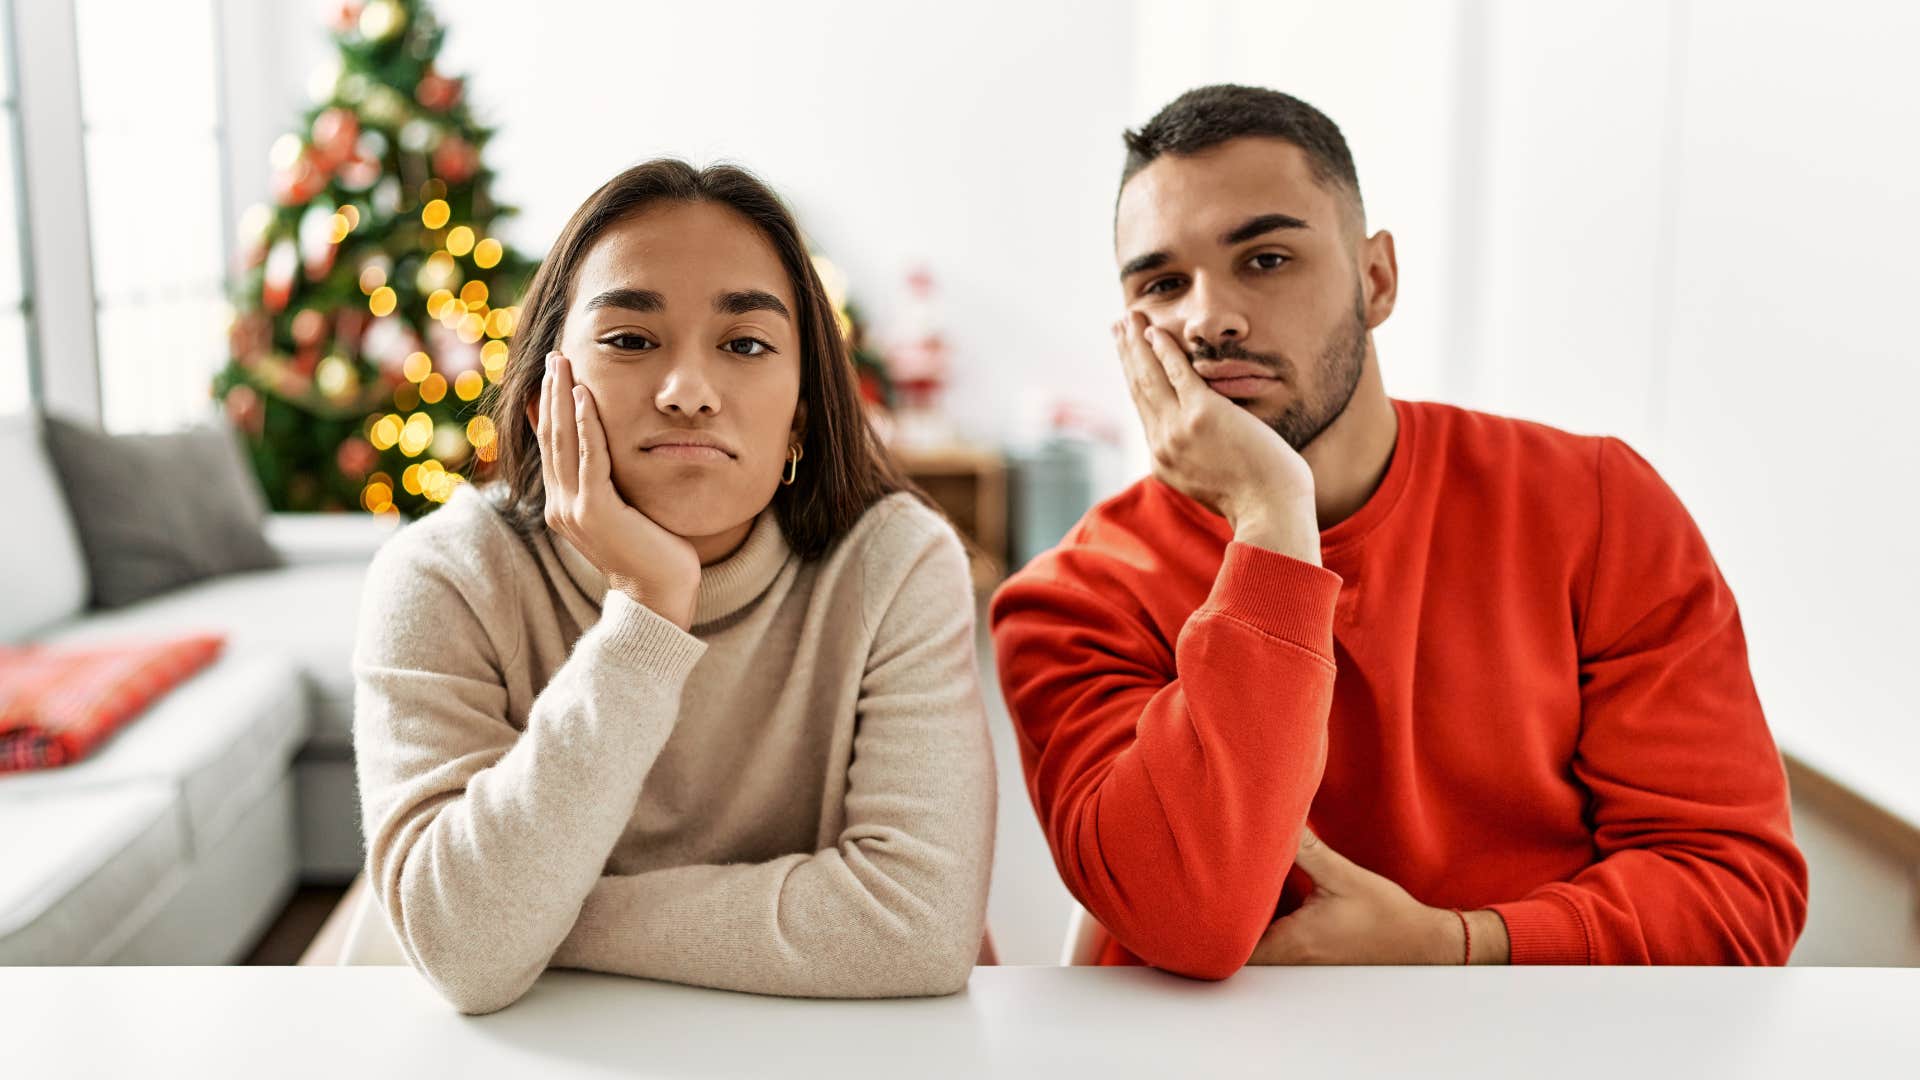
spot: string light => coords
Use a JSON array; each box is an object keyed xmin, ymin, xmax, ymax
[
  {"xmin": 330, "ymin": 212, "xmax": 353, "ymax": 244},
  {"xmin": 473, "ymin": 238, "xmax": 502, "ymax": 269},
  {"xmin": 457, "ymin": 312, "xmax": 485, "ymax": 343},
  {"xmin": 270, "ymin": 134, "xmax": 303, "ymax": 171},
  {"xmin": 316, "ymin": 355, "xmax": 354, "ymax": 398},
  {"xmin": 399, "ymin": 411, "xmax": 434, "ymax": 457},
  {"xmin": 480, "ymin": 339, "xmax": 509, "ymax": 371},
  {"xmin": 425, "ymin": 288, "xmax": 454, "ymax": 319},
  {"xmin": 402, "ymin": 351, "xmax": 432, "ymax": 383},
  {"xmin": 460, "ymin": 280, "xmax": 488, "ymax": 306},
  {"xmin": 368, "ymin": 286, "xmax": 397, "ymax": 317},
  {"xmin": 418, "ymin": 251, "xmax": 456, "ymax": 293},
  {"xmin": 359, "ymin": 263, "xmax": 387, "ymax": 295},
  {"xmin": 369, "ymin": 414, "xmax": 403, "ymax": 450},
  {"xmin": 445, "ymin": 225, "xmax": 475, "ymax": 257},
  {"xmin": 361, "ymin": 480, "xmax": 393, "ymax": 513},
  {"xmin": 400, "ymin": 463, "xmax": 423, "ymax": 495},
  {"xmin": 421, "ymin": 199, "xmax": 451, "ymax": 230},
  {"xmin": 466, "ymin": 415, "xmax": 496, "ymax": 448},
  {"xmin": 453, "ymin": 370, "xmax": 483, "ymax": 401},
  {"xmin": 392, "ymin": 382, "xmax": 420, "ymax": 411},
  {"xmin": 419, "ymin": 372, "xmax": 448, "ymax": 404}
]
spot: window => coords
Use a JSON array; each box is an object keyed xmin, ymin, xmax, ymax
[
  {"xmin": 73, "ymin": 0, "xmax": 229, "ymax": 432},
  {"xmin": 0, "ymin": 5, "xmax": 33, "ymax": 418}
]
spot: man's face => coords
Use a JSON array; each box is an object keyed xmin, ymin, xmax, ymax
[{"xmin": 1114, "ymin": 136, "xmax": 1374, "ymax": 451}]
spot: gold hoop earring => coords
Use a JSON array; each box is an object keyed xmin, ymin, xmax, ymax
[{"xmin": 782, "ymin": 443, "xmax": 803, "ymax": 486}]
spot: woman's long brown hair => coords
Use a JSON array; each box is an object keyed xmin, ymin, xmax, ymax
[{"xmin": 483, "ymin": 159, "xmax": 916, "ymax": 560}]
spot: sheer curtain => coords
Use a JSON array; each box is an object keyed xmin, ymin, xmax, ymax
[{"xmin": 74, "ymin": 0, "xmax": 229, "ymax": 433}]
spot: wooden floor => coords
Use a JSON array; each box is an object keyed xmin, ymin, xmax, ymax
[{"xmin": 244, "ymin": 885, "xmax": 347, "ymax": 965}]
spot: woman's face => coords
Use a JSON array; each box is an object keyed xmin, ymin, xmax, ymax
[{"xmin": 552, "ymin": 200, "xmax": 803, "ymax": 558}]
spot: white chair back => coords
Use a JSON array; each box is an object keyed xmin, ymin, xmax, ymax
[
  {"xmin": 1060, "ymin": 902, "xmax": 1107, "ymax": 966},
  {"xmin": 337, "ymin": 881, "xmax": 407, "ymax": 965}
]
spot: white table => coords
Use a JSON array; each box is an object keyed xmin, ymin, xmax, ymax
[{"xmin": 3, "ymin": 965, "xmax": 1915, "ymax": 1078}]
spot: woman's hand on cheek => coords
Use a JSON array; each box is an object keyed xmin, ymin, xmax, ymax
[{"xmin": 538, "ymin": 351, "xmax": 701, "ymax": 630}]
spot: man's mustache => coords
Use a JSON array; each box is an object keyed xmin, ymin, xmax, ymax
[{"xmin": 1189, "ymin": 338, "xmax": 1294, "ymax": 379}]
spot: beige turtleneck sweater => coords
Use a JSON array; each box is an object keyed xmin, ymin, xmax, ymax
[{"xmin": 350, "ymin": 484, "xmax": 995, "ymax": 1014}]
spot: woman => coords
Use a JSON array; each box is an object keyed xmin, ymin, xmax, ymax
[{"xmin": 351, "ymin": 160, "xmax": 995, "ymax": 1014}]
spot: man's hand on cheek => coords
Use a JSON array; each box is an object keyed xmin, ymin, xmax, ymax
[
  {"xmin": 1113, "ymin": 312, "xmax": 1319, "ymax": 564},
  {"xmin": 1248, "ymin": 830, "xmax": 1475, "ymax": 966}
]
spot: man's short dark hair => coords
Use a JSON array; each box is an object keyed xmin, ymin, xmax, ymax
[{"xmin": 1121, "ymin": 84, "xmax": 1363, "ymax": 222}]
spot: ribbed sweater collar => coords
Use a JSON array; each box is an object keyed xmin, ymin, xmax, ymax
[{"xmin": 550, "ymin": 508, "xmax": 792, "ymax": 627}]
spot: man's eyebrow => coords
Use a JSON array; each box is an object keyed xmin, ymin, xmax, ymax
[
  {"xmin": 1119, "ymin": 251, "xmax": 1170, "ymax": 281},
  {"xmin": 714, "ymin": 289, "xmax": 791, "ymax": 319},
  {"xmin": 583, "ymin": 287, "xmax": 665, "ymax": 313},
  {"xmin": 1222, "ymin": 213, "xmax": 1311, "ymax": 246},
  {"xmin": 1119, "ymin": 213, "xmax": 1311, "ymax": 281}
]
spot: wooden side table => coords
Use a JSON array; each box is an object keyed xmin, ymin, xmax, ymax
[{"xmin": 893, "ymin": 444, "xmax": 1007, "ymax": 592}]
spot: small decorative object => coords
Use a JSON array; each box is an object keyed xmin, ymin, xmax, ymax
[
  {"xmin": 358, "ymin": 0, "xmax": 405, "ymax": 43},
  {"xmin": 884, "ymin": 265, "xmax": 957, "ymax": 448},
  {"xmin": 297, "ymin": 202, "xmax": 340, "ymax": 280},
  {"xmin": 433, "ymin": 134, "xmax": 478, "ymax": 184},
  {"xmin": 310, "ymin": 108, "xmax": 359, "ymax": 171},
  {"xmin": 415, "ymin": 67, "xmax": 462, "ymax": 112}
]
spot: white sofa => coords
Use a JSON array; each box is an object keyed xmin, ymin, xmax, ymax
[{"xmin": 0, "ymin": 413, "xmax": 394, "ymax": 964}]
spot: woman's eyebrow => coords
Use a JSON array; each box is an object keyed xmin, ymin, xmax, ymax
[
  {"xmin": 584, "ymin": 287, "xmax": 665, "ymax": 314},
  {"xmin": 714, "ymin": 289, "xmax": 791, "ymax": 320}
]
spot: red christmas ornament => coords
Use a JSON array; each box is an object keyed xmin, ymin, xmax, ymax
[
  {"xmin": 334, "ymin": 308, "xmax": 371, "ymax": 354},
  {"xmin": 416, "ymin": 69, "xmax": 464, "ymax": 112},
  {"xmin": 225, "ymin": 384, "xmax": 265, "ymax": 437},
  {"xmin": 336, "ymin": 436, "xmax": 378, "ymax": 480},
  {"xmin": 310, "ymin": 108, "xmax": 359, "ymax": 172},
  {"xmin": 273, "ymin": 153, "xmax": 325, "ymax": 206},
  {"xmin": 228, "ymin": 311, "xmax": 271, "ymax": 362},
  {"xmin": 292, "ymin": 308, "xmax": 329, "ymax": 349},
  {"xmin": 337, "ymin": 156, "xmax": 381, "ymax": 191},
  {"xmin": 298, "ymin": 203, "xmax": 340, "ymax": 281},
  {"xmin": 433, "ymin": 135, "xmax": 478, "ymax": 185},
  {"xmin": 262, "ymin": 241, "xmax": 297, "ymax": 314}
]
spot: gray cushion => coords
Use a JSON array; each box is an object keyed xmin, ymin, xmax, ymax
[
  {"xmin": 0, "ymin": 413, "xmax": 88, "ymax": 642},
  {"xmin": 41, "ymin": 415, "xmax": 281, "ymax": 609}
]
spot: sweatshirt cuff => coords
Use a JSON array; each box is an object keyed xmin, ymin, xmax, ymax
[
  {"xmin": 590, "ymin": 589, "xmax": 708, "ymax": 679},
  {"xmin": 1199, "ymin": 541, "xmax": 1343, "ymax": 659},
  {"xmin": 1489, "ymin": 893, "xmax": 1592, "ymax": 964}
]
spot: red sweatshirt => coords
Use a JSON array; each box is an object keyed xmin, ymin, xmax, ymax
[{"xmin": 990, "ymin": 398, "xmax": 1807, "ymax": 976}]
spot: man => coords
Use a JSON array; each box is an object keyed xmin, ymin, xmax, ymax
[{"xmin": 990, "ymin": 84, "xmax": 1807, "ymax": 975}]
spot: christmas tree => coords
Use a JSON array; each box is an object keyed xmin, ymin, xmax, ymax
[{"xmin": 214, "ymin": 0, "xmax": 535, "ymax": 516}]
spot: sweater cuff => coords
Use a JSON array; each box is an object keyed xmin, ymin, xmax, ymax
[
  {"xmin": 1200, "ymin": 541, "xmax": 1343, "ymax": 659},
  {"xmin": 590, "ymin": 589, "xmax": 708, "ymax": 679},
  {"xmin": 1489, "ymin": 893, "xmax": 1591, "ymax": 965}
]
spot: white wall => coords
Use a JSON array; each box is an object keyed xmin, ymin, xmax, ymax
[
  {"xmin": 1659, "ymin": 0, "xmax": 1920, "ymax": 826},
  {"xmin": 227, "ymin": 0, "xmax": 1141, "ymax": 453}
]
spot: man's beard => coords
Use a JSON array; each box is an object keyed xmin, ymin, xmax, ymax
[{"xmin": 1193, "ymin": 286, "xmax": 1369, "ymax": 451}]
